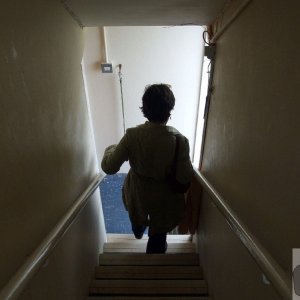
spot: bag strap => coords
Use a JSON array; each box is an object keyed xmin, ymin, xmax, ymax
[
  {"xmin": 171, "ymin": 134, "xmax": 180, "ymax": 176},
  {"xmin": 175, "ymin": 134, "xmax": 180, "ymax": 163}
]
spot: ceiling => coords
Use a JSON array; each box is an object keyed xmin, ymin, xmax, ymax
[{"xmin": 62, "ymin": 0, "xmax": 228, "ymax": 27}]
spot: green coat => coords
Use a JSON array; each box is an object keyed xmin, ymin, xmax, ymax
[{"xmin": 101, "ymin": 121, "xmax": 194, "ymax": 233}]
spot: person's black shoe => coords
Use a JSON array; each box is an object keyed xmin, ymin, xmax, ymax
[
  {"xmin": 134, "ymin": 231, "xmax": 144, "ymax": 239},
  {"xmin": 146, "ymin": 233, "xmax": 167, "ymax": 253},
  {"xmin": 132, "ymin": 225, "xmax": 146, "ymax": 239}
]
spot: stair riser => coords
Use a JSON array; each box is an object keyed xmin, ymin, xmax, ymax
[
  {"xmin": 90, "ymin": 279, "xmax": 208, "ymax": 295},
  {"xmin": 95, "ymin": 266, "xmax": 203, "ymax": 279},
  {"xmin": 99, "ymin": 253, "xmax": 200, "ymax": 266},
  {"xmin": 87, "ymin": 297, "xmax": 211, "ymax": 300}
]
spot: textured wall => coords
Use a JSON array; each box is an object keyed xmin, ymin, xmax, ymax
[
  {"xmin": 0, "ymin": 1, "xmax": 104, "ymax": 298},
  {"xmin": 19, "ymin": 192, "xmax": 103, "ymax": 300},
  {"xmin": 82, "ymin": 27, "xmax": 125, "ymax": 171},
  {"xmin": 198, "ymin": 0, "xmax": 299, "ymax": 298},
  {"xmin": 198, "ymin": 192, "xmax": 281, "ymax": 300}
]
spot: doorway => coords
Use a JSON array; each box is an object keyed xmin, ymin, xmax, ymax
[{"xmin": 82, "ymin": 25, "xmax": 206, "ymax": 233}]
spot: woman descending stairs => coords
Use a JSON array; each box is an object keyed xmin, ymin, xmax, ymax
[{"xmin": 87, "ymin": 234, "xmax": 211, "ymax": 299}]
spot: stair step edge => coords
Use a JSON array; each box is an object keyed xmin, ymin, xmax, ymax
[
  {"xmin": 87, "ymin": 297, "xmax": 212, "ymax": 300},
  {"xmin": 99, "ymin": 253, "xmax": 200, "ymax": 266},
  {"xmin": 95, "ymin": 265, "xmax": 203, "ymax": 279}
]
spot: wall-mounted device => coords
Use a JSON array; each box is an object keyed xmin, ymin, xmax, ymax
[{"xmin": 101, "ymin": 63, "xmax": 113, "ymax": 73}]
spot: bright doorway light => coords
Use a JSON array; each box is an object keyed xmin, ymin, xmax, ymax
[{"xmin": 193, "ymin": 55, "xmax": 210, "ymax": 168}]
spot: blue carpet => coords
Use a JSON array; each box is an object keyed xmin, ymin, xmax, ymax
[
  {"xmin": 100, "ymin": 175, "xmax": 176, "ymax": 235},
  {"xmin": 100, "ymin": 173, "xmax": 132, "ymax": 233}
]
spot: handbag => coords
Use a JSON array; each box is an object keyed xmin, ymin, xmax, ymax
[{"xmin": 168, "ymin": 135, "xmax": 191, "ymax": 193}]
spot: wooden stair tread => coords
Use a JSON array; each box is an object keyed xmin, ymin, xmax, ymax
[
  {"xmin": 103, "ymin": 241, "xmax": 196, "ymax": 253},
  {"xmin": 87, "ymin": 297, "xmax": 212, "ymax": 300},
  {"xmin": 99, "ymin": 253, "xmax": 200, "ymax": 266},
  {"xmin": 90, "ymin": 279, "xmax": 208, "ymax": 295},
  {"xmin": 107, "ymin": 234, "xmax": 192, "ymax": 243},
  {"xmin": 95, "ymin": 265, "xmax": 203, "ymax": 279},
  {"xmin": 104, "ymin": 241, "xmax": 195, "ymax": 246},
  {"xmin": 89, "ymin": 245, "xmax": 209, "ymax": 298}
]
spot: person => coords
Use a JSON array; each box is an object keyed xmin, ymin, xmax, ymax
[{"xmin": 101, "ymin": 84, "xmax": 194, "ymax": 253}]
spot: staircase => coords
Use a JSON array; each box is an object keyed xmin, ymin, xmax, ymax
[{"xmin": 87, "ymin": 234, "xmax": 211, "ymax": 299}]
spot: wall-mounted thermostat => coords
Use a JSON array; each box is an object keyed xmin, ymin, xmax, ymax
[{"xmin": 101, "ymin": 63, "xmax": 113, "ymax": 73}]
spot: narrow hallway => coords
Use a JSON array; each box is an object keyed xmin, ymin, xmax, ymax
[{"xmin": 0, "ymin": 1, "xmax": 298, "ymax": 300}]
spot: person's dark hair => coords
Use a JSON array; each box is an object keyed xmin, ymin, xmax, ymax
[{"xmin": 140, "ymin": 84, "xmax": 175, "ymax": 123}]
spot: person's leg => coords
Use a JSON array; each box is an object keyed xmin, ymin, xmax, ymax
[{"xmin": 146, "ymin": 233, "xmax": 167, "ymax": 253}]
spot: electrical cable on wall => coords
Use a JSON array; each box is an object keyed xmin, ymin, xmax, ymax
[{"xmin": 118, "ymin": 64, "xmax": 126, "ymax": 135}]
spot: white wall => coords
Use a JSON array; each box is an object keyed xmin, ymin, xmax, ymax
[
  {"xmin": 83, "ymin": 26, "xmax": 204, "ymax": 172},
  {"xmin": 0, "ymin": 1, "xmax": 105, "ymax": 298},
  {"xmin": 20, "ymin": 192, "xmax": 105, "ymax": 300},
  {"xmin": 83, "ymin": 27, "xmax": 124, "ymax": 170},
  {"xmin": 198, "ymin": 1, "xmax": 300, "ymax": 298}
]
